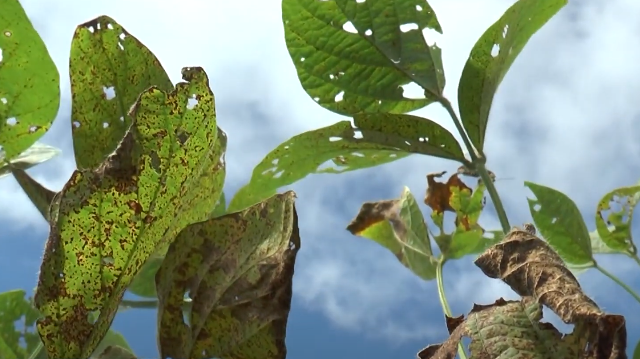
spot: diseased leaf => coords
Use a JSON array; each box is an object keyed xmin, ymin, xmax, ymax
[
  {"xmin": 11, "ymin": 169, "xmax": 56, "ymax": 222},
  {"xmin": 0, "ymin": 0, "xmax": 60, "ymax": 160},
  {"xmin": 449, "ymin": 182, "xmax": 485, "ymax": 231},
  {"xmin": 70, "ymin": 16, "xmax": 173, "ymax": 169},
  {"xmin": 424, "ymin": 171, "xmax": 471, "ymax": 214},
  {"xmin": 95, "ymin": 345, "xmax": 136, "ymax": 359},
  {"xmin": 418, "ymin": 297, "xmax": 588, "ymax": 359},
  {"xmin": 228, "ymin": 121, "xmax": 409, "ymax": 212},
  {"xmin": 457, "ymin": 0, "xmax": 567, "ymax": 151},
  {"xmin": 347, "ymin": 186, "xmax": 437, "ymax": 280},
  {"xmin": 34, "ymin": 67, "xmax": 226, "ymax": 359},
  {"xmin": 155, "ymin": 191, "xmax": 300, "ymax": 359},
  {"xmin": 0, "ymin": 142, "xmax": 61, "ymax": 178},
  {"xmin": 353, "ymin": 113, "xmax": 465, "ymax": 162},
  {"xmin": 474, "ymin": 228, "xmax": 626, "ymax": 359},
  {"xmin": 0, "ymin": 290, "xmax": 41, "ymax": 359},
  {"xmin": 595, "ymin": 185, "xmax": 640, "ymax": 254},
  {"xmin": 282, "ymin": 0, "xmax": 444, "ymax": 115},
  {"xmin": 525, "ymin": 181, "xmax": 593, "ymax": 265}
]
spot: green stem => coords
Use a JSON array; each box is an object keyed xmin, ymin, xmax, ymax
[
  {"xmin": 439, "ymin": 98, "xmax": 511, "ymax": 233},
  {"xmin": 436, "ymin": 258, "xmax": 468, "ymax": 359},
  {"xmin": 595, "ymin": 263, "xmax": 640, "ymax": 305},
  {"xmin": 27, "ymin": 342, "xmax": 43, "ymax": 359}
]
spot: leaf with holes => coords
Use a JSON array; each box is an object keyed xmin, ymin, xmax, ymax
[
  {"xmin": 595, "ymin": 185, "xmax": 640, "ymax": 254},
  {"xmin": 457, "ymin": 0, "xmax": 566, "ymax": 151},
  {"xmin": 70, "ymin": 16, "xmax": 173, "ymax": 169},
  {"xmin": 33, "ymin": 67, "xmax": 225, "ymax": 359},
  {"xmin": 0, "ymin": 0, "xmax": 60, "ymax": 160},
  {"xmin": 0, "ymin": 142, "xmax": 61, "ymax": 178},
  {"xmin": 155, "ymin": 191, "xmax": 299, "ymax": 359},
  {"xmin": 282, "ymin": 0, "xmax": 445, "ymax": 115},
  {"xmin": 346, "ymin": 186, "xmax": 438, "ymax": 280},
  {"xmin": 352, "ymin": 113, "xmax": 465, "ymax": 161},
  {"xmin": 228, "ymin": 120, "xmax": 409, "ymax": 212},
  {"xmin": 524, "ymin": 181, "xmax": 593, "ymax": 265}
]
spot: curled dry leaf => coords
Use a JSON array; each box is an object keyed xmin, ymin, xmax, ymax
[
  {"xmin": 474, "ymin": 227, "xmax": 627, "ymax": 359},
  {"xmin": 155, "ymin": 191, "xmax": 300, "ymax": 359},
  {"xmin": 424, "ymin": 171, "xmax": 471, "ymax": 214},
  {"xmin": 418, "ymin": 297, "xmax": 591, "ymax": 359},
  {"xmin": 456, "ymin": 164, "xmax": 496, "ymax": 183}
]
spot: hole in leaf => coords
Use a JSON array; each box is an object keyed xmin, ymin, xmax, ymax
[
  {"xmin": 364, "ymin": 29, "xmax": 372, "ymax": 36},
  {"xmin": 533, "ymin": 204, "xmax": 542, "ymax": 211},
  {"xmin": 103, "ymin": 86, "xmax": 116, "ymax": 100},
  {"xmin": 400, "ymin": 82, "xmax": 425, "ymax": 99},
  {"xmin": 502, "ymin": 24, "xmax": 509, "ymax": 38},
  {"xmin": 0, "ymin": 97, "xmax": 7, "ymax": 104},
  {"xmin": 316, "ymin": 159, "xmax": 348, "ymax": 172},
  {"xmin": 289, "ymin": 240, "xmax": 297, "ymax": 250},
  {"xmin": 3, "ymin": 31, "xmax": 11, "ymax": 37},
  {"xmin": 29, "ymin": 126, "xmax": 38, "ymax": 133},
  {"xmin": 353, "ymin": 130, "xmax": 363, "ymax": 139},
  {"xmin": 0, "ymin": 47, "xmax": 3, "ymax": 63},
  {"xmin": 329, "ymin": 136, "xmax": 342, "ymax": 142},
  {"xmin": 329, "ymin": 74, "xmax": 335, "ymax": 80},
  {"xmin": 551, "ymin": 217, "xmax": 557, "ymax": 224},
  {"xmin": 399, "ymin": 23, "xmax": 419, "ymax": 33},
  {"xmin": 334, "ymin": 91, "xmax": 344, "ymax": 102},
  {"xmin": 351, "ymin": 152, "xmax": 365, "ymax": 157},
  {"xmin": 273, "ymin": 170, "xmax": 284, "ymax": 178},
  {"xmin": 102, "ymin": 122, "xmax": 109, "ymax": 128},
  {"xmin": 102, "ymin": 256, "xmax": 114, "ymax": 265},
  {"xmin": 187, "ymin": 95, "xmax": 198, "ymax": 109},
  {"xmin": 6, "ymin": 117, "xmax": 16, "ymax": 126},
  {"xmin": 491, "ymin": 44, "xmax": 500, "ymax": 57},
  {"xmin": 313, "ymin": 97, "xmax": 320, "ymax": 102},
  {"xmin": 271, "ymin": 158, "xmax": 279, "ymax": 165},
  {"xmin": 119, "ymin": 116, "xmax": 124, "ymax": 122},
  {"xmin": 300, "ymin": 57, "xmax": 305, "ymax": 62},
  {"xmin": 73, "ymin": 121, "xmax": 81, "ymax": 128},
  {"xmin": 423, "ymin": 28, "xmax": 442, "ymax": 47},
  {"xmin": 342, "ymin": 21, "xmax": 357, "ymax": 34},
  {"xmin": 416, "ymin": 5, "xmax": 423, "ymax": 11}
]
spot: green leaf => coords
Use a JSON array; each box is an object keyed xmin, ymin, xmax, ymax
[
  {"xmin": 228, "ymin": 120, "xmax": 409, "ymax": 212},
  {"xmin": 95, "ymin": 345, "xmax": 136, "ymax": 359},
  {"xmin": 595, "ymin": 185, "xmax": 640, "ymax": 253},
  {"xmin": 210, "ymin": 191, "xmax": 226, "ymax": 218},
  {"xmin": 155, "ymin": 191, "xmax": 300, "ymax": 359},
  {"xmin": 33, "ymin": 67, "xmax": 225, "ymax": 359},
  {"xmin": 449, "ymin": 183, "xmax": 485, "ymax": 231},
  {"xmin": 127, "ymin": 256, "xmax": 163, "ymax": 299},
  {"xmin": 457, "ymin": 0, "xmax": 567, "ymax": 151},
  {"xmin": 446, "ymin": 229, "xmax": 503, "ymax": 260},
  {"xmin": 0, "ymin": 142, "xmax": 61, "ymax": 178},
  {"xmin": 0, "ymin": 0, "xmax": 60, "ymax": 160},
  {"xmin": 0, "ymin": 290, "xmax": 41, "ymax": 359},
  {"xmin": 282, "ymin": 0, "xmax": 444, "ymax": 115},
  {"xmin": 91, "ymin": 330, "xmax": 135, "ymax": 359},
  {"xmin": 70, "ymin": 16, "xmax": 173, "ymax": 169},
  {"xmin": 11, "ymin": 169, "xmax": 56, "ymax": 222},
  {"xmin": 524, "ymin": 181, "xmax": 593, "ymax": 265},
  {"xmin": 346, "ymin": 186, "xmax": 438, "ymax": 280},
  {"xmin": 353, "ymin": 113, "xmax": 465, "ymax": 161},
  {"xmin": 633, "ymin": 338, "xmax": 640, "ymax": 359}
]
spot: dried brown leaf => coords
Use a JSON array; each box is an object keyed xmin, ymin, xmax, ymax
[{"xmin": 424, "ymin": 171, "xmax": 471, "ymax": 214}]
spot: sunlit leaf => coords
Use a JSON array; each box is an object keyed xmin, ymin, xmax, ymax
[
  {"xmin": 69, "ymin": 16, "xmax": 173, "ymax": 169},
  {"xmin": 34, "ymin": 67, "xmax": 225, "ymax": 359},
  {"xmin": 595, "ymin": 185, "xmax": 640, "ymax": 253},
  {"xmin": 282, "ymin": 0, "xmax": 445, "ymax": 115},
  {"xmin": 156, "ymin": 191, "xmax": 300, "ymax": 359},
  {"xmin": 347, "ymin": 186, "xmax": 437, "ymax": 280},
  {"xmin": 228, "ymin": 121, "xmax": 409, "ymax": 212},
  {"xmin": 524, "ymin": 181, "xmax": 593, "ymax": 265},
  {"xmin": 0, "ymin": 0, "xmax": 60, "ymax": 160},
  {"xmin": 457, "ymin": 0, "xmax": 567, "ymax": 151},
  {"xmin": 0, "ymin": 142, "xmax": 61, "ymax": 178}
]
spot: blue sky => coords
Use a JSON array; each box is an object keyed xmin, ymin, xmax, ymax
[{"xmin": 2, "ymin": 0, "xmax": 640, "ymax": 357}]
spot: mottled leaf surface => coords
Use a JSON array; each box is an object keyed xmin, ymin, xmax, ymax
[
  {"xmin": 156, "ymin": 192, "xmax": 300, "ymax": 359},
  {"xmin": 525, "ymin": 181, "xmax": 593, "ymax": 265},
  {"xmin": 228, "ymin": 121, "xmax": 408, "ymax": 212},
  {"xmin": 352, "ymin": 113, "xmax": 464, "ymax": 161},
  {"xmin": 33, "ymin": 67, "xmax": 225, "ymax": 359},
  {"xmin": 474, "ymin": 228, "xmax": 626, "ymax": 359},
  {"xmin": 282, "ymin": 0, "xmax": 444, "ymax": 115},
  {"xmin": 70, "ymin": 16, "xmax": 173, "ymax": 169},
  {"xmin": 347, "ymin": 186, "xmax": 437, "ymax": 280},
  {"xmin": 418, "ymin": 297, "xmax": 587, "ymax": 359},
  {"xmin": 457, "ymin": 0, "xmax": 566, "ymax": 150},
  {"xmin": 595, "ymin": 185, "xmax": 640, "ymax": 254},
  {"xmin": 0, "ymin": 142, "xmax": 61, "ymax": 178},
  {"xmin": 0, "ymin": 0, "xmax": 60, "ymax": 159}
]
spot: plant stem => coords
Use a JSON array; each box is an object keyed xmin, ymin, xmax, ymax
[
  {"xmin": 436, "ymin": 258, "xmax": 468, "ymax": 359},
  {"xmin": 439, "ymin": 98, "xmax": 511, "ymax": 233},
  {"xmin": 595, "ymin": 263, "xmax": 640, "ymax": 305},
  {"xmin": 27, "ymin": 342, "xmax": 43, "ymax": 359},
  {"xmin": 626, "ymin": 252, "xmax": 640, "ymax": 268}
]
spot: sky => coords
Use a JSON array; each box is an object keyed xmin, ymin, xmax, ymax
[{"xmin": 2, "ymin": 0, "xmax": 640, "ymax": 358}]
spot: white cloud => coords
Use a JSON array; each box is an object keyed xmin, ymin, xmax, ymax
[{"xmin": 3, "ymin": 0, "xmax": 640, "ymax": 347}]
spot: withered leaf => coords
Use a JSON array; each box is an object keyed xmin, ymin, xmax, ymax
[
  {"xmin": 474, "ymin": 227, "xmax": 627, "ymax": 359},
  {"xmin": 347, "ymin": 186, "xmax": 438, "ymax": 280},
  {"xmin": 155, "ymin": 191, "xmax": 299, "ymax": 359},
  {"xmin": 418, "ymin": 297, "xmax": 588, "ymax": 359},
  {"xmin": 424, "ymin": 171, "xmax": 471, "ymax": 214},
  {"xmin": 456, "ymin": 164, "xmax": 496, "ymax": 182}
]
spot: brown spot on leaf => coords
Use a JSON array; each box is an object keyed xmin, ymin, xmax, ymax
[{"xmin": 424, "ymin": 171, "xmax": 471, "ymax": 214}]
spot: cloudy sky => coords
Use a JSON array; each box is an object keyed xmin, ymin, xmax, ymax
[{"xmin": 2, "ymin": 0, "xmax": 640, "ymax": 357}]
